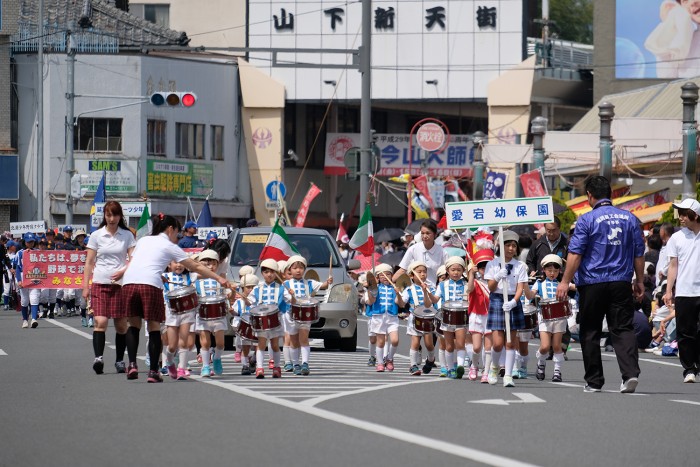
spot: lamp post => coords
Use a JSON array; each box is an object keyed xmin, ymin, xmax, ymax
[
  {"xmin": 472, "ymin": 131, "xmax": 486, "ymax": 200},
  {"xmin": 531, "ymin": 116, "xmax": 547, "ymax": 172},
  {"xmin": 598, "ymin": 102, "xmax": 615, "ymax": 182}
]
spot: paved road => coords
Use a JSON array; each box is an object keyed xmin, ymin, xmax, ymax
[{"xmin": 1, "ymin": 310, "xmax": 698, "ymax": 467}]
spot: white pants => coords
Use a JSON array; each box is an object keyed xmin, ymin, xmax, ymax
[
  {"xmin": 369, "ymin": 314, "xmax": 399, "ymax": 335},
  {"xmin": 468, "ymin": 313, "xmax": 491, "ymax": 335},
  {"xmin": 164, "ymin": 308, "xmax": 196, "ymax": 327},
  {"xmin": 539, "ymin": 317, "xmax": 567, "ymax": 334},
  {"xmin": 40, "ymin": 289, "xmax": 57, "ymax": 304},
  {"xmin": 195, "ymin": 315, "xmax": 228, "ymax": 333},
  {"xmin": 19, "ymin": 287, "xmax": 41, "ymax": 307}
]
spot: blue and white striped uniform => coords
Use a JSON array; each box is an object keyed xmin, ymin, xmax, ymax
[
  {"xmin": 282, "ymin": 278, "xmax": 321, "ymax": 334},
  {"xmin": 194, "ymin": 278, "xmax": 228, "ymax": 333},
  {"xmin": 434, "ymin": 279, "xmax": 467, "ymax": 332},
  {"xmin": 163, "ymin": 271, "xmax": 196, "ymax": 327},
  {"xmin": 532, "ymin": 278, "xmax": 570, "ymax": 334},
  {"xmin": 250, "ymin": 281, "xmax": 285, "ymax": 338},
  {"xmin": 366, "ymin": 284, "xmax": 400, "ymax": 335},
  {"xmin": 401, "ymin": 283, "xmax": 437, "ymax": 336}
]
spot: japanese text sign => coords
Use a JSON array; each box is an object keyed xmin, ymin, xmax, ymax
[
  {"xmin": 445, "ymin": 197, "xmax": 554, "ymax": 230},
  {"xmin": 10, "ymin": 221, "xmax": 46, "ymax": 237},
  {"xmin": 146, "ymin": 160, "xmax": 213, "ymax": 198},
  {"xmin": 22, "ymin": 251, "xmax": 88, "ymax": 289}
]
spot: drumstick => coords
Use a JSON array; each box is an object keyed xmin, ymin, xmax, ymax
[
  {"xmin": 275, "ymin": 271, "xmax": 295, "ymax": 298},
  {"xmin": 328, "ymin": 252, "xmax": 333, "ymax": 283},
  {"xmin": 379, "ymin": 272, "xmax": 401, "ymax": 293}
]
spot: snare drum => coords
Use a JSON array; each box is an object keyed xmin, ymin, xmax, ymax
[
  {"xmin": 540, "ymin": 299, "xmax": 571, "ymax": 322},
  {"xmin": 198, "ymin": 294, "xmax": 228, "ymax": 320},
  {"xmin": 412, "ymin": 307, "xmax": 437, "ymax": 334},
  {"xmin": 236, "ymin": 315, "xmax": 258, "ymax": 343},
  {"xmin": 166, "ymin": 285, "xmax": 199, "ymax": 314},
  {"xmin": 523, "ymin": 304, "xmax": 539, "ymax": 330},
  {"xmin": 250, "ymin": 304, "xmax": 282, "ymax": 333},
  {"xmin": 291, "ymin": 298, "xmax": 320, "ymax": 324},
  {"xmin": 441, "ymin": 300, "xmax": 469, "ymax": 328}
]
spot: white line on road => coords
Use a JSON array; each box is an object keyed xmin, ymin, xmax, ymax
[
  {"xmin": 46, "ymin": 318, "xmax": 94, "ymax": 339},
  {"xmin": 0, "ymin": 349, "xmax": 7, "ymax": 356},
  {"xmin": 470, "ymin": 392, "xmax": 546, "ymax": 406},
  {"xmin": 198, "ymin": 377, "xmax": 542, "ymax": 467},
  {"xmin": 670, "ymin": 399, "xmax": 700, "ymax": 406}
]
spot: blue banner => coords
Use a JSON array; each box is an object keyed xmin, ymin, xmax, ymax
[{"xmin": 483, "ymin": 171, "xmax": 507, "ymax": 200}]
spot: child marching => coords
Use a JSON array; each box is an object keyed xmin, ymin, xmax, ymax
[
  {"xmin": 364, "ymin": 263, "xmax": 401, "ymax": 372},
  {"xmin": 398, "ymin": 261, "xmax": 437, "ymax": 375}
]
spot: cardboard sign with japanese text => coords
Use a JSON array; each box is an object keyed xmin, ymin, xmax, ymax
[
  {"xmin": 10, "ymin": 221, "xmax": 46, "ymax": 237},
  {"xmin": 21, "ymin": 251, "xmax": 88, "ymax": 289},
  {"xmin": 445, "ymin": 197, "xmax": 554, "ymax": 230}
]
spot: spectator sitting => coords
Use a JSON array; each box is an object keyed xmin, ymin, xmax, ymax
[{"xmin": 632, "ymin": 305, "xmax": 653, "ymax": 350}]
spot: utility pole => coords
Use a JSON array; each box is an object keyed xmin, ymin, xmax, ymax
[
  {"xmin": 598, "ymin": 102, "xmax": 614, "ymax": 182},
  {"xmin": 531, "ymin": 116, "xmax": 547, "ymax": 171},
  {"xmin": 681, "ymin": 82, "xmax": 699, "ymax": 200},
  {"xmin": 359, "ymin": 0, "xmax": 372, "ymax": 209},
  {"xmin": 37, "ymin": 0, "xmax": 44, "ymax": 220},
  {"xmin": 65, "ymin": 33, "xmax": 76, "ymax": 224},
  {"xmin": 471, "ymin": 131, "xmax": 486, "ymax": 200}
]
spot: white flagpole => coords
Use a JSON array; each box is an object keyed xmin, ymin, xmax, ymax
[{"xmin": 498, "ymin": 226, "xmax": 511, "ymax": 343}]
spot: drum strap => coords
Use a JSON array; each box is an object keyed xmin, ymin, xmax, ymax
[{"xmin": 409, "ymin": 285, "xmax": 421, "ymax": 310}]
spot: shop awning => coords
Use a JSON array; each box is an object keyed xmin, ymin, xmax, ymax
[
  {"xmin": 633, "ymin": 202, "xmax": 673, "ymax": 224},
  {"xmin": 573, "ymin": 189, "xmax": 669, "ymax": 217},
  {"xmin": 565, "ymin": 185, "xmax": 630, "ymax": 211}
]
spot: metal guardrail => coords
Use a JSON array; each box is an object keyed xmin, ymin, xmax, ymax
[
  {"xmin": 527, "ymin": 37, "xmax": 593, "ymax": 69},
  {"xmin": 11, "ymin": 24, "xmax": 119, "ymax": 54}
]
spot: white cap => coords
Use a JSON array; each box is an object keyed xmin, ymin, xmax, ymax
[
  {"xmin": 374, "ymin": 263, "xmax": 393, "ymax": 275},
  {"xmin": 197, "ymin": 250, "xmax": 220, "ymax": 262},
  {"xmin": 436, "ymin": 265, "xmax": 447, "ymax": 278},
  {"xmin": 408, "ymin": 260, "xmax": 427, "ymax": 274},
  {"xmin": 442, "ymin": 229, "xmax": 453, "ymax": 237},
  {"xmin": 277, "ymin": 260, "xmax": 288, "ymax": 272},
  {"xmin": 673, "ymin": 198, "xmax": 700, "ymax": 215},
  {"xmin": 445, "ymin": 256, "xmax": 466, "ymax": 270},
  {"xmin": 260, "ymin": 259, "xmax": 279, "ymax": 272},
  {"xmin": 500, "ymin": 229, "xmax": 519, "ymax": 244},
  {"xmin": 239, "ymin": 274, "xmax": 259, "ymax": 287},
  {"xmin": 239, "ymin": 265, "xmax": 255, "ymax": 277},
  {"xmin": 540, "ymin": 254, "xmax": 563, "ymax": 268},
  {"xmin": 287, "ymin": 255, "xmax": 307, "ymax": 268}
]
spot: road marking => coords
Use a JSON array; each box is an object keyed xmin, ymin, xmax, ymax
[
  {"xmin": 469, "ymin": 392, "xmax": 546, "ymax": 406},
  {"xmin": 46, "ymin": 318, "xmax": 94, "ymax": 339},
  {"xmin": 564, "ymin": 346, "xmax": 683, "ymax": 368},
  {"xmin": 199, "ymin": 377, "xmax": 542, "ymax": 467},
  {"xmin": 670, "ymin": 399, "xmax": 700, "ymax": 406},
  {"xmin": 0, "ymin": 349, "xmax": 7, "ymax": 356}
]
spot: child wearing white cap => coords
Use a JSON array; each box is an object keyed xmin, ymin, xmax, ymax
[
  {"xmin": 283, "ymin": 255, "xmax": 333, "ymax": 376},
  {"xmin": 233, "ymin": 265, "xmax": 256, "ymax": 364},
  {"xmin": 398, "ymin": 261, "xmax": 437, "ymax": 375},
  {"xmin": 232, "ymin": 274, "xmax": 258, "ymax": 375},
  {"xmin": 249, "ymin": 259, "xmax": 286, "ymax": 378},
  {"xmin": 365, "ymin": 263, "xmax": 400, "ymax": 372},
  {"xmin": 193, "ymin": 250, "xmax": 228, "ymax": 377},
  {"xmin": 162, "ymin": 260, "xmax": 197, "ymax": 380},
  {"xmin": 525, "ymin": 253, "xmax": 575, "ymax": 382}
]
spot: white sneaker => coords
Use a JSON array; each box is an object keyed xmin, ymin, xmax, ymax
[
  {"xmin": 620, "ymin": 377, "xmax": 638, "ymax": 393},
  {"xmin": 653, "ymin": 348, "xmax": 663, "ymax": 356},
  {"xmin": 683, "ymin": 373, "xmax": 696, "ymax": 383},
  {"xmin": 503, "ymin": 375, "xmax": 515, "ymax": 387},
  {"xmin": 487, "ymin": 365, "xmax": 498, "ymax": 385},
  {"xmin": 31, "ymin": 319, "xmax": 38, "ymax": 328},
  {"xmin": 22, "ymin": 320, "xmax": 29, "ymax": 329}
]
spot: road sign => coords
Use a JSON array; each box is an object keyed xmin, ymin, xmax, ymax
[
  {"xmin": 416, "ymin": 122, "xmax": 446, "ymax": 152},
  {"xmin": 445, "ymin": 196, "xmax": 554, "ymax": 230},
  {"xmin": 265, "ymin": 181, "xmax": 286, "ymax": 201},
  {"xmin": 265, "ymin": 200, "xmax": 282, "ymax": 210}
]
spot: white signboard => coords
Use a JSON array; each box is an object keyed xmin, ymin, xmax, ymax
[
  {"xmin": 75, "ymin": 160, "xmax": 139, "ymax": 194},
  {"xmin": 248, "ymin": 0, "xmax": 522, "ymax": 100},
  {"xmin": 445, "ymin": 197, "xmax": 554, "ymax": 230},
  {"xmin": 429, "ymin": 180, "xmax": 446, "ymax": 209},
  {"xmin": 58, "ymin": 225, "xmax": 87, "ymax": 234},
  {"xmin": 197, "ymin": 227, "xmax": 229, "ymax": 240},
  {"xmin": 94, "ymin": 202, "xmax": 151, "ymax": 219},
  {"xmin": 325, "ymin": 133, "xmax": 472, "ymax": 177},
  {"xmin": 10, "ymin": 221, "xmax": 46, "ymax": 237}
]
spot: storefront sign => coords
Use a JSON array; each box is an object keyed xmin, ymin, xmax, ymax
[{"xmin": 146, "ymin": 160, "xmax": 213, "ymax": 198}]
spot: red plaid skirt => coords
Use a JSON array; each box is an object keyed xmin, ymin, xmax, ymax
[
  {"xmin": 91, "ymin": 283, "xmax": 127, "ymax": 319},
  {"xmin": 123, "ymin": 284, "xmax": 166, "ymax": 322}
]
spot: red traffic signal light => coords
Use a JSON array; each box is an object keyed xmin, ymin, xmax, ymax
[{"xmin": 150, "ymin": 92, "xmax": 197, "ymax": 107}]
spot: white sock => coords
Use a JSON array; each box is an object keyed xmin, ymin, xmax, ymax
[
  {"xmin": 256, "ymin": 348, "xmax": 264, "ymax": 368},
  {"xmin": 292, "ymin": 347, "xmax": 300, "ymax": 365},
  {"xmin": 241, "ymin": 355, "xmax": 249, "ymax": 366},
  {"xmin": 466, "ymin": 344, "xmax": 474, "ymax": 362},
  {"xmin": 491, "ymin": 349, "xmax": 502, "ymax": 370},
  {"xmin": 201, "ymin": 349, "xmax": 211, "ymax": 367},
  {"xmin": 409, "ymin": 349, "xmax": 418, "ymax": 366},
  {"xmin": 178, "ymin": 348, "xmax": 188, "ymax": 369},
  {"xmin": 445, "ymin": 351, "xmax": 454, "ymax": 370},
  {"xmin": 376, "ymin": 345, "xmax": 385, "ymax": 364},
  {"xmin": 553, "ymin": 352, "xmax": 564, "ymax": 371},
  {"xmin": 505, "ymin": 349, "xmax": 515, "ymax": 377},
  {"xmin": 427, "ymin": 349, "xmax": 435, "ymax": 360},
  {"xmin": 521, "ymin": 354, "xmax": 529, "ymax": 369},
  {"xmin": 283, "ymin": 346, "xmax": 291, "ymax": 365},
  {"xmin": 499, "ymin": 350, "xmax": 506, "ymax": 367},
  {"xmin": 301, "ymin": 346, "xmax": 310, "ymax": 364},
  {"xmin": 471, "ymin": 351, "xmax": 481, "ymax": 369},
  {"xmin": 483, "ymin": 351, "xmax": 492, "ymax": 372},
  {"xmin": 439, "ymin": 348, "xmax": 446, "ymax": 368},
  {"xmin": 536, "ymin": 350, "xmax": 547, "ymax": 365},
  {"xmin": 387, "ymin": 344, "xmax": 396, "ymax": 360},
  {"xmin": 273, "ymin": 350, "xmax": 281, "ymax": 367},
  {"xmin": 369, "ymin": 341, "xmax": 376, "ymax": 357},
  {"xmin": 164, "ymin": 348, "xmax": 175, "ymax": 366},
  {"xmin": 514, "ymin": 352, "xmax": 522, "ymax": 370},
  {"xmin": 457, "ymin": 349, "xmax": 466, "ymax": 367},
  {"xmin": 214, "ymin": 347, "xmax": 223, "ymax": 360}
]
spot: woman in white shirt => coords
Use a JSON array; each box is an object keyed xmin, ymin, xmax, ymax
[
  {"xmin": 83, "ymin": 201, "xmax": 136, "ymax": 375},
  {"xmin": 121, "ymin": 214, "xmax": 233, "ymax": 383},
  {"xmin": 394, "ymin": 220, "xmax": 448, "ymax": 286}
]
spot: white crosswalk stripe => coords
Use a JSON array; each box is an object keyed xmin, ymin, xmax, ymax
[{"xmin": 196, "ymin": 348, "xmax": 440, "ymax": 405}]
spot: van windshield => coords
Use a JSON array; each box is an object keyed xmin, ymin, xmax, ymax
[{"xmin": 230, "ymin": 233, "xmax": 341, "ymax": 267}]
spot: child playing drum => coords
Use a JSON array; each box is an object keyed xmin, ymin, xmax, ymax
[
  {"xmin": 428, "ymin": 257, "xmax": 469, "ymax": 379},
  {"xmin": 233, "ymin": 265, "xmax": 255, "ymax": 364},
  {"xmin": 524, "ymin": 254, "xmax": 573, "ymax": 382},
  {"xmin": 249, "ymin": 259, "xmax": 285, "ymax": 378},
  {"xmin": 397, "ymin": 261, "xmax": 437, "ymax": 376},
  {"xmin": 283, "ymin": 255, "xmax": 333, "ymax": 376},
  {"xmin": 466, "ymin": 249, "xmax": 494, "ymax": 381},
  {"xmin": 364, "ymin": 263, "xmax": 400, "ymax": 372},
  {"xmin": 484, "ymin": 230, "xmax": 529, "ymax": 388},
  {"xmin": 162, "ymin": 260, "xmax": 197, "ymax": 380},
  {"xmin": 231, "ymin": 274, "xmax": 258, "ymax": 375},
  {"xmin": 435, "ymin": 265, "xmax": 448, "ymax": 376},
  {"xmin": 194, "ymin": 250, "xmax": 228, "ymax": 377}
]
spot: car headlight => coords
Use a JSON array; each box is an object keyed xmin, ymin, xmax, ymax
[{"xmin": 327, "ymin": 283, "xmax": 355, "ymax": 303}]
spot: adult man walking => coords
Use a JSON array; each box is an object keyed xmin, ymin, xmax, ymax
[
  {"xmin": 526, "ymin": 217, "xmax": 567, "ymax": 276},
  {"xmin": 556, "ymin": 176, "xmax": 644, "ymax": 393},
  {"xmin": 663, "ymin": 198, "xmax": 700, "ymax": 383}
]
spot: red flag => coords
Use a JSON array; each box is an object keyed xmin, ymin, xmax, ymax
[
  {"xmin": 336, "ymin": 213, "xmax": 350, "ymax": 244},
  {"xmin": 412, "ymin": 175, "xmax": 435, "ymax": 209},
  {"xmin": 294, "ymin": 183, "xmax": 322, "ymax": 227},
  {"xmin": 519, "ymin": 169, "xmax": 547, "ymax": 198}
]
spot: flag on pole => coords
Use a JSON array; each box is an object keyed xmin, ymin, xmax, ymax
[
  {"xmin": 89, "ymin": 171, "xmax": 106, "ymax": 232},
  {"xmin": 349, "ymin": 205, "xmax": 374, "ymax": 256},
  {"xmin": 259, "ymin": 218, "xmax": 299, "ymax": 261},
  {"xmin": 336, "ymin": 213, "xmax": 350, "ymax": 244},
  {"xmin": 294, "ymin": 183, "xmax": 322, "ymax": 227},
  {"xmin": 198, "ymin": 199, "xmax": 214, "ymax": 227},
  {"xmin": 136, "ymin": 204, "xmax": 152, "ymax": 240}
]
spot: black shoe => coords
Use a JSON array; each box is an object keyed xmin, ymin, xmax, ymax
[
  {"xmin": 536, "ymin": 362, "xmax": 546, "ymax": 381},
  {"xmin": 48, "ymin": 312, "xmax": 55, "ymax": 319},
  {"xmin": 114, "ymin": 361, "xmax": 126, "ymax": 373},
  {"xmin": 422, "ymin": 358, "xmax": 436, "ymax": 374},
  {"xmin": 147, "ymin": 370, "xmax": 163, "ymax": 383},
  {"xmin": 93, "ymin": 357, "xmax": 104, "ymax": 375},
  {"xmin": 552, "ymin": 369, "xmax": 562, "ymax": 382}
]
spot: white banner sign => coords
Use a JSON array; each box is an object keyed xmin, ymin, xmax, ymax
[
  {"xmin": 446, "ymin": 197, "xmax": 554, "ymax": 230},
  {"xmin": 75, "ymin": 160, "xmax": 139, "ymax": 194},
  {"xmin": 94, "ymin": 202, "xmax": 151, "ymax": 219},
  {"xmin": 197, "ymin": 227, "xmax": 229, "ymax": 240},
  {"xmin": 10, "ymin": 221, "xmax": 46, "ymax": 236},
  {"xmin": 58, "ymin": 225, "xmax": 87, "ymax": 234},
  {"xmin": 325, "ymin": 133, "xmax": 473, "ymax": 177}
]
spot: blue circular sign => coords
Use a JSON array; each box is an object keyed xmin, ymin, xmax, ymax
[{"xmin": 265, "ymin": 181, "xmax": 286, "ymax": 200}]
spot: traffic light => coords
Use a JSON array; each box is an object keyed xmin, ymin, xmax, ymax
[{"xmin": 150, "ymin": 92, "xmax": 197, "ymax": 107}]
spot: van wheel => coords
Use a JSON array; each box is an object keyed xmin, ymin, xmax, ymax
[{"xmin": 339, "ymin": 329, "xmax": 357, "ymax": 352}]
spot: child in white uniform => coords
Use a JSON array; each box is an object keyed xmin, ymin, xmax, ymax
[
  {"xmin": 231, "ymin": 274, "xmax": 258, "ymax": 375},
  {"xmin": 364, "ymin": 263, "xmax": 400, "ymax": 372},
  {"xmin": 233, "ymin": 265, "xmax": 255, "ymax": 364},
  {"xmin": 398, "ymin": 261, "xmax": 437, "ymax": 375},
  {"xmin": 194, "ymin": 250, "xmax": 228, "ymax": 377},
  {"xmin": 162, "ymin": 260, "xmax": 197, "ymax": 380},
  {"xmin": 249, "ymin": 259, "xmax": 285, "ymax": 378}
]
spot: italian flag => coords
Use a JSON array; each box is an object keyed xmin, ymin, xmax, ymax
[
  {"xmin": 136, "ymin": 204, "xmax": 152, "ymax": 240},
  {"xmin": 259, "ymin": 219, "xmax": 299, "ymax": 261},
  {"xmin": 349, "ymin": 205, "xmax": 374, "ymax": 256}
]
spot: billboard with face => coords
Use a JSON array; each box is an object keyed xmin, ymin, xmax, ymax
[{"xmin": 616, "ymin": 0, "xmax": 700, "ymax": 79}]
